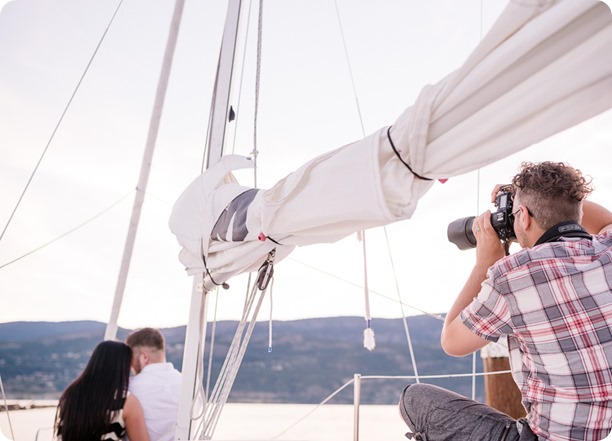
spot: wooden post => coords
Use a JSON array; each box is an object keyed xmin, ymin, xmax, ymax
[{"xmin": 481, "ymin": 341, "xmax": 526, "ymax": 419}]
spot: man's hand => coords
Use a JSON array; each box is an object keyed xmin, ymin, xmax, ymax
[
  {"xmin": 472, "ymin": 210, "xmax": 506, "ymax": 267},
  {"xmin": 441, "ymin": 210, "xmax": 506, "ymax": 357},
  {"xmin": 490, "ymin": 183, "xmax": 512, "ymax": 203}
]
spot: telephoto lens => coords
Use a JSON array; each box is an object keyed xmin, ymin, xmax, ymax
[{"xmin": 447, "ymin": 216, "xmax": 476, "ymax": 250}]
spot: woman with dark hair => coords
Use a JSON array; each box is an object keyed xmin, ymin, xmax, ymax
[{"xmin": 55, "ymin": 340, "xmax": 150, "ymax": 441}]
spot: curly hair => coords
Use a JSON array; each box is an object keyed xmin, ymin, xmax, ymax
[{"xmin": 511, "ymin": 161, "xmax": 593, "ymax": 230}]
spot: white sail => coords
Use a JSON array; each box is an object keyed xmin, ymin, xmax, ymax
[{"xmin": 170, "ymin": 0, "xmax": 612, "ymax": 288}]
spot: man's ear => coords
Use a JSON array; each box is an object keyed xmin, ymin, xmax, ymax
[{"xmin": 521, "ymin": 206, "xmax": 532, "ymax": 230}]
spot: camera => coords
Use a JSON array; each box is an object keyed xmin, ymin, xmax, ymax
[{"xmin": 447, "ymin": 188, "xmax": 516, "ymax": 250}]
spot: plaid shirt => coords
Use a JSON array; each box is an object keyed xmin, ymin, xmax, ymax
[{"xmin": 461, "ymin": 230, "xmax": 612, "ymax": 441}]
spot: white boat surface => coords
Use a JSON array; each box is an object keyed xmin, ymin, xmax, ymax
[{"xmin": 1, "ymin": 402, "xmax": 409, "ymax": 441}]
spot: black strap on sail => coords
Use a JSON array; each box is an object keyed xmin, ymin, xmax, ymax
[{"xmin": 387, "ymin": 126, "xmax": 433, "ymax": 181}]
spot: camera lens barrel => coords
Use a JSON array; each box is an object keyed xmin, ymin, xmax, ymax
[{"xmin": 447, "ymin": 216, "xmax": 477, "ymax": 250}]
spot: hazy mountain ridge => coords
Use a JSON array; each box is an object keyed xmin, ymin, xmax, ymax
[{"xmin": 0, "ymin": 316, "xmax": 484, "ymax": 404}]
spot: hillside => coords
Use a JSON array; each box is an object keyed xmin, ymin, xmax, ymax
[{"xmin": 0, "ymin": 316, "xmax": 484, "ymax": 404}]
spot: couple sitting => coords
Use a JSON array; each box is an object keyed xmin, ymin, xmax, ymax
[{"xmin": 55, "ymin": 328, "xmax": 182, "ymax": 441}]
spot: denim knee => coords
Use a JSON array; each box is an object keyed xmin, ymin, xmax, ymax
[{"xmin": 399, "ymin": 383, "xmax": 433, "ymax": 438}]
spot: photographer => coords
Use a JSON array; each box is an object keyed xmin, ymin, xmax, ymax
[{"xmin": 399, "ymin": 162, "xmax": 612, "ymax": 441}]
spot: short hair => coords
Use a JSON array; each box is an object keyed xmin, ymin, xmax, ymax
[
  {"xmin": 126, "ymin": 327, "xmax": 165, "ymax": 351},
  {"xmin": 511, "ymin": 161, "xmax": 593, "ymax": 230}
]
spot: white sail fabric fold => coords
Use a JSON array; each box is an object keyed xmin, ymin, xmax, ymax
[{"xmin": 170, "ymin": 0, "xmax": 612, "ymax": 287}]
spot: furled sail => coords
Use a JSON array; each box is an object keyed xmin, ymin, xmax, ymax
[{"xmin": 170, "ymin": 0, "xmax": 612, "ymax": 289}]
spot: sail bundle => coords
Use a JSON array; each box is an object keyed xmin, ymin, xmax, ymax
[{"xmin": 170, "ymin": 0, "xmax": 612, "ymax": 289}]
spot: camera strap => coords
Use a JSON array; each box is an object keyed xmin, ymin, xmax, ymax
[{"xmin": 535, "ymin": 221, "xmax": 592, "ymax": 246}]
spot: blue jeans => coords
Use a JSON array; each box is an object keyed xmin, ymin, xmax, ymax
[{"xmin": 399, "ymin": 383, "xmax": 536, "ymax": 441}]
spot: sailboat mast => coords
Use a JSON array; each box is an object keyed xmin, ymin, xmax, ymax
[
  {"xmin": 103, "ymin": 0, "xmax": 187, "ymax": 342},
  {"xmin": 175, "ymin": 0, "xmax": 243, "ymax": 439}
]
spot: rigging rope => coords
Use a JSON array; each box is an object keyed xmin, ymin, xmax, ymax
[
  {"xmin": 333, "ymin": 0, "xmax": 424, "ymax": 373},
  {"xmin": 195, "ymin": 277, "xmax": 270, "ymax": 439},
  {"xmin": 287, "ymin": 256, "xmax": 444, "ymax": 322},
  {"xmin": 229, "ymin": 0, "xmax": 254, "ymax": 157},
  {"xmin": 383, "ymin": 228, "xmax": 420, "ymax": 383},
  {"xmin": 195, "ymin": 0, "xmax": 274, "ymax": 417},
  {"xmin": 251, "ymin": 0, "xmax": 264, "ymax": 188},
  {"xmin": 0, "ymin": 191, "xmax": 133, "ymax": 271},
  {"xmin": 0, "ymin": 0, "xmax": 125, "ymax": 245},
  {"xmin": 360, "ymin": 232, "xmax": 375, "ymax": 350},
  {"xmin": 188, "ymin": 1, "xmax": 268, "ymax": 438},
  {"xmin": 268, "ymin": 276, "xmax": 274, "ymax": 352},
  {"xmin": 205, "ymin": 290, "xmax": 221, "ymax": 400},
  {"xmin": 469, "ymin": 0, "xmax": 486, "ymax": 402},
  {"xmin": 334, "ymin": 0, "xmax": 381, "ymax": 352},
  {"xmin": 0, "ymin": 371, "xmax": 16, "ymax": 441},
  {"xmin": 193, "ymin": 1, "xmax": 493, "ymax": 437},
  {"xmin": 333, "ymin": 0, "xmax": 366, "ymax": 137},
  {"xmin": 272, "ymin": 380, "xmax": 355, "ymax": 440},
  {"xmin": 189, "ymin": 285, "xmax": 211, "ymax": 422},
  {"xmin": 272, "ymin": 370, "xmax": 513, "ymax": 440}
]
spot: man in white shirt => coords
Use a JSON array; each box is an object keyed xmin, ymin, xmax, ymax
[{"xmin": 126, "ymin": 328, "xmax": 182, "ymax": 441}]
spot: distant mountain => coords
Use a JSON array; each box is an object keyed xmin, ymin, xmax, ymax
[
  {"xmin": 0, "ymin": 316, "xmax": 484, "ymax": 404},
  {"xmin": 0, "ymin": 320, "xmax": 118, "ymax": 342}
]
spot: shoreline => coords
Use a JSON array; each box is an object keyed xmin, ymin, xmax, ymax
[{"xmin": 1, "ymin": 400, "xmax": 58, "ymax": 412}]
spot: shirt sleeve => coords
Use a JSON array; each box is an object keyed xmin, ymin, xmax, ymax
[{"xmin": 460, "ymin": 274, "xmax": 514, "ymax": 342}]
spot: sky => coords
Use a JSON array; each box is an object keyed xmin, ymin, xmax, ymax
[{"xmin": 0, "ymin": 0, "xmax": 611, "ymax": 331}]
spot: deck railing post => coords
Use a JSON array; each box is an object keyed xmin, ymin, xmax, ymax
[{"xmin": 353, "ymin": 373, "xmax": 361, "ymax": 441}]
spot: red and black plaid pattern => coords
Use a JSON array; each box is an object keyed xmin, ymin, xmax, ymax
[{"xmin": 461, "ymin": 231, "xmax": 612, "ymax": 441}]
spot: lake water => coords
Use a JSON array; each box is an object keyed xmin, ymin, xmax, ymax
[{"xmin": 1, "ymin": 402, "xmax": 409, "ymax": 441}]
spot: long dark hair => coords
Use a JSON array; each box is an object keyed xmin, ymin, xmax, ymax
[{"xmin": 55, "ymin": 340, "xmax": 132, "ymax": 440}]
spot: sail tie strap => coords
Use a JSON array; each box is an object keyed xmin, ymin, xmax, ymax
[
  {"xmin": 386, "ymin": 126, "xmax": 433, "ymax": 181},
  {"xmin": 258, "ymin": 232, "xmax": 282, "ymax": 245}
]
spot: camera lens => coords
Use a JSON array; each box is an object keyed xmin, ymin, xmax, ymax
[{"xmin": 447, "ymin": 216, "xmax": 477, "ymax": 250}]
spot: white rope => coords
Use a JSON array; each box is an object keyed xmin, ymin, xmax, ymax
[
  {"xmin": 229, "ymin": 0, "xmax": 254, "ymax": 156},
  {"xmin": 358, "ymin": 371, "xmax": 512, "ymax": 380},
  {"xmin": 334, "ymin": 0, "xmax": 380, "ymax": 351},
  {"xmin": 0, "ymin": 0, "xmax": 125, "ymax": 245},
  {"xmin": 189, "ymin": 286, "xmax": 211, "ymax": 421},
  {"xmin": 204, "ymin": 286, "xmax": 265, "ymax": 436},
  {"xmin": 251, "ymin": 0, "xmax": 264, "ymax": 188},
  {"xmin": 287, "ymin": 256, "xmax": 444, "ymax": 321},
  {"xmin": 268, "ymin": 276, "xmax": 274, "ymax": 352},
  {"xmin": 194, "ymin": 279, "xmax": 268, "ymax": 439},
  {"xmin": 204, "ymin": 290, "xmax": 220, "ymax": 401},
  {"xmin": 272, "ymin": 380, "xmax": 356, "ymax": 440},
  {"xmin": 188, "ymin": 3, "xmax": 268, "ymax": 437},
  {"xmin": 383, "ymin": 228, "xmax": 420, "ymax": 383},
  {"xmin": 469, "ymin": 0, "xmax": 486, "ymax": 403},
  {"xmin": 271, "ymin": 369, "xmax": 513, "ymax": 440},
  {"xmin": 208, "ymin": 287, "xmax": 267, "ymax": 437},
  {"xmin": 359, "ymin": 231, "xmax": 375, "ymax": 351},
  {"xmin": 333, "ymin": 0, "xmax": 366, "ymax": 137},
  {"xmin": 0, "ymin": 371, "xmax": 16, "ymax": 441},
  {"xmin": 0, "ymin": 191, "xmax": 132, "ymax": 271}
]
